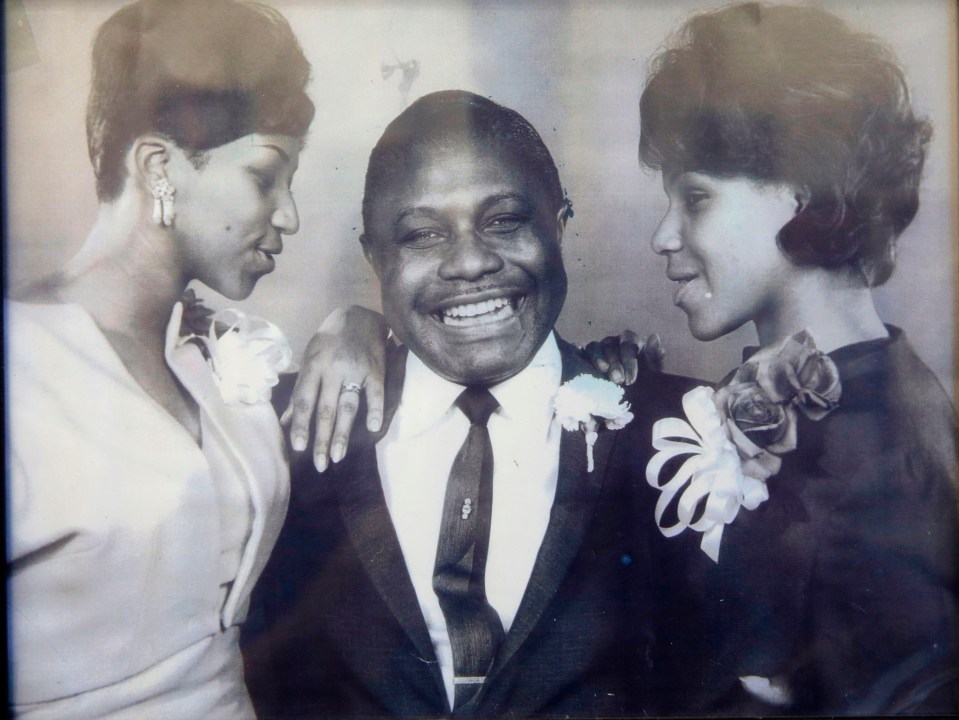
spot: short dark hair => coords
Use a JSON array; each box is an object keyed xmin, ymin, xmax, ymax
[
  {"xmin": 362, "ymin": 90, "xmax": 564, "ymax": 238},
  {"xmin": 87, "ymin": 0, "xmax": 315, "ymax": 201},
  {"xmin": 640, "ymin": 2, "xmax": 931, "ymax": 286}
]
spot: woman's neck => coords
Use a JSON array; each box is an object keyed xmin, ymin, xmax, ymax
[
  {"xmin": 59, "ymin": 199, "xmax": 187, "ymax": 340},
  {"xmin": 754, "ymin": 267, "xmax": 888, "ymax": 353}
]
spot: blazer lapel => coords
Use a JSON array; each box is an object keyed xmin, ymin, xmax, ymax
[
  {"xmin": 481, "ymin": 338, "xmax": 616, "ymax": 689},
  {"xmin": 165, "ymin": 322, "xmax": 290, "ymax": 629},
  {"xmin": 334, "ymin": 346, "xmax": 449, "ymax": 707}
]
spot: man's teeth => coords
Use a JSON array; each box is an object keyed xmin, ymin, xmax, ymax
[{"xmin": 440, "ymin": 296, "xmax": 515, "ymax": 326}]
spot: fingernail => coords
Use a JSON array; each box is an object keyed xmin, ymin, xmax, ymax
[
  {"xmin": 611, "ymin": 370, "xmax": 623, "ymax": 383},
  {"xmin": 597, "ymin": 360, "xmax": 609, "ymax": 371},
  {"xmin": 330, "ymin": 442, "xmax": 344, "ymax": 464},
  {"xmin": 314, "ymin": 453, "xmax": 328, "ymax": 473},
  {"xmin": 292, "ymin": 435, "xmax": 306, "ymax": 452},
  {"xmin": 368, "ymin": 416, "xmax": 382, "ymax": 432}
]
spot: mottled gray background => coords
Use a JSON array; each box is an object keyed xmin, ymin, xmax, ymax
[{"xmin": 6, "ymin": 0, "xmax": 956, "ymax": 394}]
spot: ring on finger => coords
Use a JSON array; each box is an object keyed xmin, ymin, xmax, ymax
[{"xmin": 340, "ymin": 382, "xmax": 363, "ymax": 395}]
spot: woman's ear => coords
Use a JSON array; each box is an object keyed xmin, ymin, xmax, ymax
[
  {"xmin": 132, "ymin": 135, "xmax": 179, "ymax": 225},
  {"xmin": 132, "ymin": 134, "xmax": 173, "ymax": 190}
]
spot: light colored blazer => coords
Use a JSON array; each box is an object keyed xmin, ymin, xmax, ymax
[{"xmin": 7, "ymin": 301, "xmax": 289, "ymax": 707}]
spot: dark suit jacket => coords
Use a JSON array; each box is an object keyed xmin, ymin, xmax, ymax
[
  {"xmin": 242, "ymin": 337, "xmax": 698, "ymax": 718},
  {"xmin": 637, "ymin": 327, "xmax": 959, "ymax": 716}
]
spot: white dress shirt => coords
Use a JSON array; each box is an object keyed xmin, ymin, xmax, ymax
[{"xmin": 377, "ymin": 333, "xmax": 563, "ymax": 708}]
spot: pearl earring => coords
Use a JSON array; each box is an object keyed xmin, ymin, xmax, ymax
[{"xmin": 151, "ymin": 179, "xmax": 176, "ymax": 226}]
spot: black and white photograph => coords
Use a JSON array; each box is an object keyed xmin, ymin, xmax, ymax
[{"xmin": 5, "ymin": 0, "xmax": 958, "ymax": 717}]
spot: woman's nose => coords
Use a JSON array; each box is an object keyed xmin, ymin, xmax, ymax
[
  {"xmin": 438, "ymin": 231, "xmax": 505, "ymax": 281},
  {"xmin": 272, "ymin": 189, "xmax": 299, "ymax": 235},
  {"xmin": 650, "ymin": 208, "xmax": 682, "ymax": 255}
]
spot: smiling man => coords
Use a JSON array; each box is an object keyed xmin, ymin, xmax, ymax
[{"xmin": 243, "ymin": 91, "xmax": 693, "ymax": 718}]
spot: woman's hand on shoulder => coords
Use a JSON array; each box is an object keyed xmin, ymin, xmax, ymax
[
  {"xmin": 582, "ymin": 330, "xmax": 664, "ymax": 385},
  {"xmin": 281, "ymin": 306, "xmax": 389, "ymax": 472}
]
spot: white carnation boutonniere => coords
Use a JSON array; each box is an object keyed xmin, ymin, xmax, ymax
[
  {"xmin": 645, "ymin": 330, "xmax": 841, "ymax": 562},
  {"xmin": 179, "ymin": 293, "xmax": 295, "ymax": 405},
  {"xmin": 553, "ymin": 374, "xmax": 634, "ymax": 472}
]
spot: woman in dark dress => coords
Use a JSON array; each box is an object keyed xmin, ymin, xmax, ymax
[{"xmin": 633, "ymin": 3, "xmax": 958, "ymax": 714}]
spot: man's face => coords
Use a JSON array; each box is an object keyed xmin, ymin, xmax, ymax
[{"xmin": 363, "ymin": 139, "xmax": 567, "ymax": 386}]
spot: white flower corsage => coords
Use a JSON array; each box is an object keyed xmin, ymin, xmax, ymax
[
  {"xmin": 553, "ymin": 374, "xmax": 634, "ymax": 472},
  {"xmin": 645, "ymin": 330, "xmax": 841, "ymax": 562},
  {"xmin": 183, "ymin": 307, "xmax": 296, "ymax": 405}
]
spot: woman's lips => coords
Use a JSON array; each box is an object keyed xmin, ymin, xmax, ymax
[
  {"xmin": 669, "ymin": 274, "xmax": 701, "ymax": 307},
  {"xmin": 255, "ymin": 248, "xmax": 277, "ymax": 272}
]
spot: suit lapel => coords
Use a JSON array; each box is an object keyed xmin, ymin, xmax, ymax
[
  {"xmin": 334, "ymin": 346, "xmax": 449, "ymax": 707},
  {"xmin": 482, "ymin": 338, "xmax": 616, "ymax": 689}
]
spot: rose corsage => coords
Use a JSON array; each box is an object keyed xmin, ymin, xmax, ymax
[
  {"xmin": 178, "ymin": 290, "xmax": 295, "ymax": 405},
  {"xmin": 646, "ymin": 330, "xmax": 841, "ymax": 562},
  {"xmin": 554, "ymin": 374, "xmax": 634, "ymax": 472}
]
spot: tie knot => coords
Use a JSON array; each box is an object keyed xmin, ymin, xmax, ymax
[{"xmin": 455, "ymin": 387, "xmax": 499, "ymax": 426}]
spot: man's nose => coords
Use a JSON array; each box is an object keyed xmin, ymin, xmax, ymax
[
  {"xmin": 650, "ymin": 208, "xmax": 682, "ymax": 255},
  {"xmin": 438, "ymin": 231, "xmax": 505, "ymax": 281}
]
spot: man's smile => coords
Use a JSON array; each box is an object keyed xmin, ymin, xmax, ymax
[{"xmin": 427, "ymin": 290, "xmax": 528, "ymax": 329}]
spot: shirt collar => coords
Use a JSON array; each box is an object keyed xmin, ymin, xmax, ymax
[{"xmin": 393, "ymin": 332, "xmax": 562, "ymax": 439}]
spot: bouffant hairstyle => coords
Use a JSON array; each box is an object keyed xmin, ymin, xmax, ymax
[
  {"xmin": 362, "ymin": 90, "xmax": 565, "ymax": 239},
  {"xmin": 640, "ymin": 2, "xmax": 931, "ymax": 286},
  {"xmin": 87, "ymin": 0, "xmax": 315, "ymax": 202}
]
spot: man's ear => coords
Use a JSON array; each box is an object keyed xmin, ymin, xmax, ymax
[
  {"xmin": 132, "ymin": 134, "xmax": 174, "ymax": 191},
  {"xmin": 554, "ymin": 205, "xmax": 568, "ymax": 246},
  {"xmin": 359, "ymin": 233, "xmax": 378, "ymax": 272}
]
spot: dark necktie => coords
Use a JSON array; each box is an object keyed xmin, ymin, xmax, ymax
[{"xmin": 432, "ymin": 386, "xmax": 505, "ymax": 712}]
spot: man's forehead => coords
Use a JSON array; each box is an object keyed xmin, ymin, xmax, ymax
[{"xmin": 375, "ymin": 141, "xmax": 550, "ymax": 208}]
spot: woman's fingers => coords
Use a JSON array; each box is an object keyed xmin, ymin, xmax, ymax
[
  {"xmin": 582, "ymin": 341, "xmax": 610, "ymax": 373},
  {"xmin": 364, "ymin": 375, "xmax": 385, "ymax": 433},
  {"xmin": 600, "ymin": 335, "xmax": 627, "ymax": 384},
  {"xmin": 311, "ymin": 378, "xmax": 343, "ymax": 472},
  {"xmin": 288, "ymin": 305, "xmax": 390, "ymax": 472},
  {"xmin": 583, "ymin": 330, "xmax": 664, "ymax": 385},
  {"xmin": 327, "ymin": 383, "xmax": 362, "ymax": 467},
  {"xmin": 285, "ymin": 338, "xmax": 324, "ymax": 452},
  {"xmin": 639, "ymin": 333, "xmax": 665, "ymax": 374},
  {"xmin": 617, "ymin": 330, "xmax": 642, "ymax": 385}
]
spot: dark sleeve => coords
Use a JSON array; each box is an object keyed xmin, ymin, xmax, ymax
[
  {"xmin": 798, "ymin": 401, "xmax": 959, "ymax": 714},
  {"xmin": 628, "ymin": 363, "xmax": 959, "ymax": 716}
]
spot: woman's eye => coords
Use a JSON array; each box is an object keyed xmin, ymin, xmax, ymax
[
  {"xmin": 683, "ymin": 190, "xmax": 709, "ymax": 210},
  {"xmin": 484, "ymin": 215, "xmax": 525, "ymax": 234},
  {"xmin": 250, "ymin": 169, "xmax": 277, "ymax": 193}
]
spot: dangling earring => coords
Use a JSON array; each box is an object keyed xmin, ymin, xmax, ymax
[{"xmin": 151, "ymin": 179, "xmax": 176, "ymax": 226}]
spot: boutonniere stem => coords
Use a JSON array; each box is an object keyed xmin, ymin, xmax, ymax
[{"xmin": 554, "ymin": 374, "xmax": 633, "ymax": 472}]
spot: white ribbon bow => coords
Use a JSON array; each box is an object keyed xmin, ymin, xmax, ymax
[{"xmin": 646, "ymin": 386, "xmax": 769, "ymax": 562}]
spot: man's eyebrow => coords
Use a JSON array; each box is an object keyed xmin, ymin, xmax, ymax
[
  {"xmin": 483, "ymin": 192, "xmax": 531, "ymax": 208},
  {"xmin": 393, "ymin": 206, "xmax": 441, "ymax": 229},
  {"xmin": 394, "ymin": 193, "xmax": 530, "ymax": 219},
  {"xmin": 390, "ymin": 192, "xmax": 535, "ymax": 230}
]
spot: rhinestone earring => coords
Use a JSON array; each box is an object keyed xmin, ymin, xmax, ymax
[{"xmin": 151, "ymin": 179, "xmax": 176, "ymax": 226}]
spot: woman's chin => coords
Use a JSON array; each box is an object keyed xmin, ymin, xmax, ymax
[
  {"xmin": 212, "ymin": 281, "xmax": 256, "ymax": 303},
  {"xmin": 687, "ymin": 315, "xmax": 734, "ymax": 343}
]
